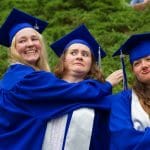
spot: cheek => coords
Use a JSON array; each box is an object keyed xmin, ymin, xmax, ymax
[
  {"xmin": 84, "ymin": 59, "xmax": 92, "ymax": 72},
  {"xmin": 35, "ymin": 42, "xmax": 42, "ymax": 50},
  {"xmin": 64, "ymin": 56, "xmax": 73, "ymax": 63},
  {"xmin": 86, "ymin": 58, "xmax": 92, "ymax": 66},
  {"xmin": 63, "ymin": 57, "xmax": 73, "ymax": 70},
  {"xmin": 132, "ymin": 68, "xmax": 137, "ymax": 74},
  {"xmin": 64, "ymin": 61, "xmax": 70, "ymax": 71},
  {"xmin": 15, "ymin": 44, "xmax": 24, "ymax": 54},
  {"xmin": 133, "ymin": 67, "xmax": 140, "ymax": 77}
]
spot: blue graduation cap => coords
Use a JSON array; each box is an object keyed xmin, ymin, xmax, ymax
[
  {"xmin": 112, "ymin": 32, "xmax": 150, "ymax": 90},
  {"xmin": 0, "ymin": 8, "xmax": 48, "ymax": 47},
  {"xmin": 113, "ymin": 33, "xmax": 150, "ymax": 64},
  {"xmin": 50, "ymin": 24, "xmax": 106, "ymax": 63}
]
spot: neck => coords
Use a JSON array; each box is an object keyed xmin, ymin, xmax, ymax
[{"xmin": 62, "ymin": 74, "xmax": 84, "ymax": 83}]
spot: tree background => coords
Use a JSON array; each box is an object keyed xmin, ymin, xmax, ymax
[{"xmin": 0, "ymin": 0, "xmax": 149, "ymax": 92}]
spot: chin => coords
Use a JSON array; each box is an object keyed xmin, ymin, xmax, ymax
[
  {"xmin": 26, "ymin": 60, "xmax": 37, "ymax": 65},
  {"xmin": 141, "ymin": 79, "xmax": 150, "ymax": 85}
]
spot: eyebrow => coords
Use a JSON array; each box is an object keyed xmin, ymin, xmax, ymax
[{"xmin": 17, "ymin": 34, "xmax": 38, "ymax": 39}]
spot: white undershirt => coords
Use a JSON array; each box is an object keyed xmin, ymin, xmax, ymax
[
  {"xmin": 131, "ymin": 90, "xmax": 150, "ymax": 131},
  {"xmin": 42, "ymin": 108, "xmax": 94, "ymax": 150},
  {"xmin": 42, "ymin": 115, "xmax": 68, "ymax": 150},
  {"xmin": 64, "ymin": 108, "xmax": 94, "ymax": 150}
]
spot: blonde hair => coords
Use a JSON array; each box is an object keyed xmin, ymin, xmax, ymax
[
  {"xmin": 8, "ymin": 29, "xmax": 50, "ymax": 72},
  {"xmin": 54, "ymin": 51, "xmax": 105, "ymax": 82}
]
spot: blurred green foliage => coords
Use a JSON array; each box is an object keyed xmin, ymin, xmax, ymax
[{"xmin": 0, "ymin": 0, "xmax": 149, "ymax": 92}]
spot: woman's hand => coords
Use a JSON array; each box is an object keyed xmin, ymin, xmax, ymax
[{"xmin": 106, "ymin": 69, "xmax": 123, "ymax": 87}]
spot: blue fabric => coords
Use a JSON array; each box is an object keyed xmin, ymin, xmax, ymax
[
  {"xmin": 0, "ymin": 8, "xmax": 48, "ymax": 47},
  {"xmin": 62, "ymin": 112, "xmax": 73, "ymax": 150},
  {"xmin": 9, "ymin": 23, "xmax": 33, "ymax": 44},
  {"xmin": 61, "ymin": 109, "xmax": 110, "ymax": 150},
  {"xmin": 129, "ymin": 41, "xmax": 150, "ymax": 64},
  {"xmin": 112, "ymin": 33, "xmax": 150, "ymax": 90},
  {"xmin": 130, "ymin": 0, "xmax": 144, "ymax": 5},
  {"xmin": 102, "ymin": 90, "xmax": 150, "ymax": 150},
  {"xmin": 112, "ymin": 33, "xmax": 150, "ymax": 64},
  {"xmin": 90, "ymin": 110, "xmax": 110, "ymax": 150},
  {"xmin": 50, "ymin": 24, "xmax": 106, "ymax": 62},
  {"xmin": 64, "ymin": 39, "xmax": 92, "ymax": 53},
  {"xmin": 0, "ymin": 64, "xmax": 112, "ymax": 150}
]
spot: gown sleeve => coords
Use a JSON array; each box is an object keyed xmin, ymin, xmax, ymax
[
  {"xmin": 109, "ymin": 90, "xmax": 150, "ymax": 150},
  {"xmin": 111, "ymin": 127, "xmax": 150, "ymax": 150},
  {"xmin": 2, "ymin": 65, "xmax": 112, "ymax": 118}
]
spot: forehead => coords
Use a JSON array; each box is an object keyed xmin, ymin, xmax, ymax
[
  {"xmin": 15, "ymin": 28, "xmax": 37, "ymax": 38},
  {"xmin": 67, "ymin": 43, "xmax": 91, "ymax": 52}
]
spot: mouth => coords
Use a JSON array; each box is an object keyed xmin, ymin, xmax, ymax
[
  {"xmin": 24, "ymin": 48, "xmax": 38, "ymax": 55},
  {"xmin": 74, "ymin": 63, "xmax": 84, "ymax": 66},
  {"xmin": 142, "ymin": 69, "xmax": 150, "ymax": 74}
]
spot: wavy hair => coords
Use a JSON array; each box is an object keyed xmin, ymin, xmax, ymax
[
  {"xmin": 133, "ymin": 78, "xmax": 150, "ymax": 106},
  {"xmin": 54, "ymin": 51, "xmax": 105, "ymax": 82}
]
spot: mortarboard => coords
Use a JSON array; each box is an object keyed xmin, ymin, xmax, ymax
[
  {"xmin": 112, "ymin": 32, "xmax": 150, "ymax": 90},
  {"xmin": 50, "ymin": 24, "xmax": 106, "ymax": 63},
  {"xmin": 113, "ymin": 33, "xmax": 150, "ymax": 64},
  {"xmin": 0, "ymin": 8, "xmax": 48, "ymax": 47}
]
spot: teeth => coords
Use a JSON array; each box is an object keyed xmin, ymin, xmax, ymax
[{"xmin": 25, "ymin": 49, "xmax": 37, "ymax": 54}]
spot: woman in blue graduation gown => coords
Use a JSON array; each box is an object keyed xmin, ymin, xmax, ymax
[
  {"xmin": 0, "ymin": 8, "xmax": 120, "ymax": 150},
  {"xmin": 43, "ymin": 24, "xmax": 123, "ymax": 150},
  {"xmin": 103, "ymin": 33, "xmax": 150, "ymax": 150}
]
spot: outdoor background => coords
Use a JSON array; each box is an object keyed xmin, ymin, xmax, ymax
[{"xmin": 0, "ymin": 0, "xmax": 149, "ymax": 92}]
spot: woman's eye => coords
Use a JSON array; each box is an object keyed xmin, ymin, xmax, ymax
[
  {"xmin": 146, "ymin": 57, "xmax": 150, "ymax": 61},
  {"xmin": 82, "ymin": 52, "xmax": 89, "ymax": 57},
  {"xmin": 18, "ymin": 39, "xmax": 26, "ymax": 43},
  {"xmin": 133, "ymin": 62, "xmax": 139, "ymax": 67},
  {"xmin": 32, "ymin": 37, "xmax": 39, "ymax": 41},
  {"xmin": 71, "ymin": 51, "xmax": 77, "ymax": 55}
]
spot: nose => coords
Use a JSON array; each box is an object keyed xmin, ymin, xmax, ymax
[
  {"xmin": 27, "ymin": 39, "xmax": 34, "ymax": 46},
  {"xmin": 141, "ymin": 60, "xmax": 148, "ymax": 70},
  {"xmin": 141, "ymin": 60, "xmax": 147, "ymax": 66},
  {"xmin": 76, "ymin": 53, "xmax": 83, "ymax": 60}
]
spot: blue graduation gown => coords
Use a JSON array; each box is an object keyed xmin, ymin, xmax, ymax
[
  {"xmin": 104, "ymin": 90, "xmax": 150, "ymax": 150},
  {"xmin": 0, "ymin": 64, "xmax": 112, "ymax": 150},
  {"xmin": 54, "ymin": 108, "xmax": 110, "ymax": 150},
  {"xmin": 89, "ymin": 109, "xmax": 110, "ymax": 150}
]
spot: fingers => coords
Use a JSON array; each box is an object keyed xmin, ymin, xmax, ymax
[{"xmin": 105, "ymin": 69, "xmax": 123, "ymax": 87}]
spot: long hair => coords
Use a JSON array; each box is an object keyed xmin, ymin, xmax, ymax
[
  {"xmin": 133, "ymin": 77, "xmax": 150, "ymax": 106},
  {"xmin": 8, "ymin": 29, "xmax": 50, "ymax": 72},
  {"xmin": 54, "ymin": 51, "xmax": 105, "ymax": 82}
]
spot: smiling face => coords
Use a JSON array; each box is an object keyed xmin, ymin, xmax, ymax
[
  {"xmin": 132, "ymin": 55, "xmax": 150, "ymax": 84},
  {"xmin": 63, "ymin": 43, "xmax": 92, "ymax": 80},
  {"xmin": 15, "ymin": 28, "xmax": 42, "ymax": 66}
]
